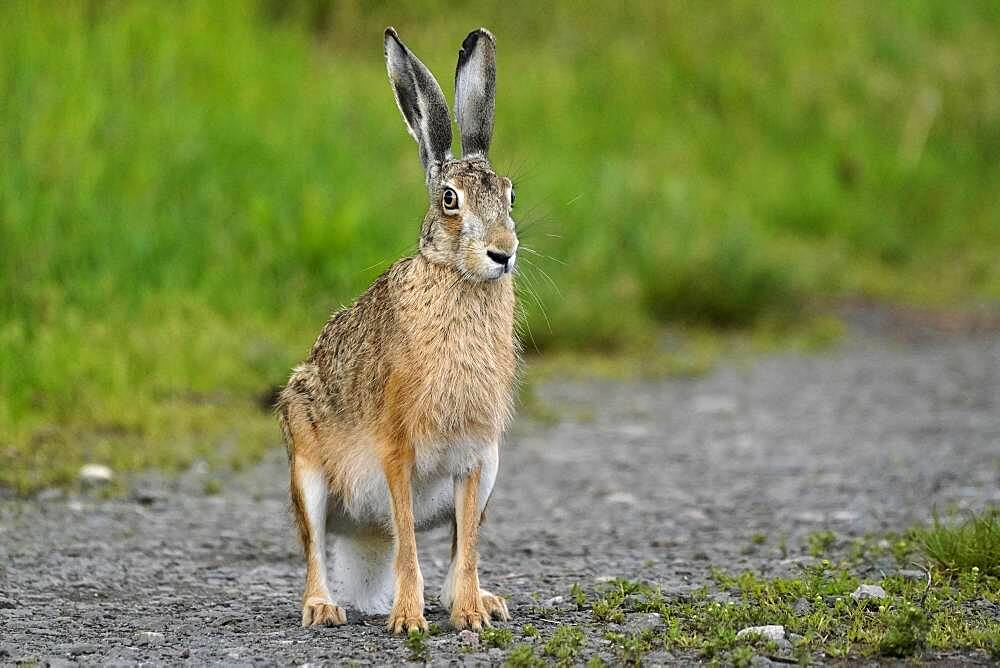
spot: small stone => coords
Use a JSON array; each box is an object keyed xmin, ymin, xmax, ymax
[
  {"xmin": 458, "ymin": 629, "xmax": 479, "ymax": 648},
  {"xmin": 0, "ymin": 597, "xmax": 16, "ymax": 610},
  {"xmin": 625, "ymin": 612, "xmax": 664, "ymax": 634},
  {"xmin": 488, "ymin": 648, "xmax": 503, "ymax": 659},
  {"xmin": 67, "ymin": 643, "xmax": 99, "ymax": 656},
  {"xmin": 180, "ymin": 649, "xmax": 191, "ymax": 659},
  {"xmin": 605, "ymin": 492, "xmax": 637, "ymax": 506},
  {"xmin": 736, "ymin": 625, "xmax": 786, "ymax": 642},
  {"xmin": 36, "ymin": 488, "xmax": 64, "ymax": 502},
  {"xmin": 44, "ymin": 658, "xmax": 74, "ymax": 668},
  {"xmin": 850, "ymin": 584, "xmax": 886, "ymax": 601},
  {"xmin": 693, "ymin": 395, "xmax": 737, "ymax": 414},
  {"xmin": 788, "ymin": 633, "xmax": 805, "ymax": 644},
  {"xmin": 793, "ymin": 597, "xmax": 812, "ymax": 616},
  {"xmin": 78, "ymin": 464, "xmax": 113, "ymax": 484},
  {"xmin": 67, "ymin": 500, "xmax": 84, "ymax": 512},
  {"xmin": 134, "ymin": 631, "xmax": 165, "ymax": 647},
  {"xmin": 132, "ymin": 487, "xmax": 165, "ymax": 506},
  {"xmin": 544, "ymin": 595, "xmax": 564, "ymax": 607},
  {"xmin": 896, "ymin": 569, "xmax": 926, "ymax": 581}
]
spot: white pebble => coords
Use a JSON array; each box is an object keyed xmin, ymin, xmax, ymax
[
  {"xmin": 851, "ymin": 584, "xmax": 887, "ymax": 601},
  {"xmin": 134, "ymin": 631, "xmax": 164, "ymax": 646},
  {"xmin": 78, "ymin": 464, "xmax": 113, "ymax": 483},
  {"xmin": 736, "ymin": 625, "xmax": 785, "ymax": 642}
]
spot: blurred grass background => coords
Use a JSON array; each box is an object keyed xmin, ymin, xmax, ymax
[{"xmin": 2, "ymin": 0, "xmax": 999, "ymax": 491}]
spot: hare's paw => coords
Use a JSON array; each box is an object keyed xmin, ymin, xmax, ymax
[
  {"xmin": 387, "ymin": 589, "xmax": 427, "ymax": 634},
  {"xmin": 386, "ymin": 608, "xmax": 428, "ymax": 634},
  {"xmin": 451, "ymin": 588, "xmax": 509, "ymax": 630},
  {"xmin": 480, "ymin": 589, "xmax": 510, "ymax": 622},
  {"xmin": 301, "ymin": 597, "xmax": 347, "ymax": 627},
  {"xmin": 449, "ymin": 589, "xmax": 491, "ymax": 630}
]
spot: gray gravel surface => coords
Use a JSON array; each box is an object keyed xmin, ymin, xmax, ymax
[{"xmin": 2, "ymin": 330, "xmax": 998, "ymax": 665}]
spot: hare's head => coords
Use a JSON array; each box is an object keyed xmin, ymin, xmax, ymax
[{"xmin": 385, "ymin": 28, "xmax": 517, "ymax": 282}]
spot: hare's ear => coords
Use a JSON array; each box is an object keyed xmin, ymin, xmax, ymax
[
  {"xmin": 384, "ymin": 27, "xmax": 453, "ymax": 172},
  {"xmin": 454, "ymin": 28, "xmax": 496, "ymax": 158}
]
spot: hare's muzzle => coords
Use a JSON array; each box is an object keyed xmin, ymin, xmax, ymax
[{"xmin": 486, "ymin": 249, "xmax": 513, "ymax": 274}]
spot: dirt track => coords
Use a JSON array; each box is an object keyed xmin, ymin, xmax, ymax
[{"xmin": 2, "ymin": 325, "xmax": 998, "ymax": 664}]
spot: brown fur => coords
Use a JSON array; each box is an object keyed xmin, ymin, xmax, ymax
[{"xmin": 277, "ymin": 157, "xmax": 519, "ymax": 632}]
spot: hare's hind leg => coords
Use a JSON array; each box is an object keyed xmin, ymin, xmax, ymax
[
  {"xmin": 442, "ymin": 443, "xmax": 509, "ymax": 629},
  {"xmin": 279, "ymin": 371, "xmax": 347, "ymax": 626},
  {"xmin": 288, "ymin": 443, "xmax": 347, "ymax": 626}
]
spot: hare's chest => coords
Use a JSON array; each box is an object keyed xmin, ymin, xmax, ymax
[
  {"xmin": 408, "ymin": 339, "xmax": 516, "ymax": 440},
  {"xmin": 330, "ymin": 439, "xmax": 495, "ymax": 534}
]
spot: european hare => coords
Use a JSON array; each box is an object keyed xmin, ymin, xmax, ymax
[{"xmin": 277, "ymin": 27, "xmax": 519, "ymax": 633}]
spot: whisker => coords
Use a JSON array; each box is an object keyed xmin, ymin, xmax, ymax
[
  {"xmin": 520, "ymin": 245, "xmax": 566, "ymax": 266},
  {"xmin": 520, "ymin": 256, "xmax": 562, "ymax": 296},
  {"xmin": 358, "ymin": 242, "xmax": 418, "ymax": 274},
  {"xmin": 516, "ymin": 269, "xmax": 552, "ymax": 334}
]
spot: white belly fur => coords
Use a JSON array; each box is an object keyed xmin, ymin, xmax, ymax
[
  {"xmin": 324, "ymin": 440, "xmax": 499, "ymax": 614},
  {"xmin": 326, "ymin": 439, "xmax": 498, "ymax": 536}
]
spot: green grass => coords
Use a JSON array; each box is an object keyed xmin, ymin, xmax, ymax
[
  {"xmin": 2, "ymin": 1, "xmax": 1000, "ymax": 490},
  {"xmin": 917, "ymin": 509, "xmax": 1000, "ymax": 575},
  {"xmin": 537, "ymin": 510, "xmax": 1000, "ymax": 664},
  {"xmin": 405, "ymin": 629, "xmax": 430, "ymax": 663},
  {"xmin": 542, "ymin": 625, "xmax": 587, "ymax": 665},
  {"xmin": 480, "ymin": 627, "xmax": 514, "ymax": 649}
]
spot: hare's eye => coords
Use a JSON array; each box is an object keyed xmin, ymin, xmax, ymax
[
  {"xmin": 509, "ymin": 188, "xmax": 516, "ymax": 207},
  {"xmin": 442, "ymin": 187, "xmax": 460, "ymax": 212}
]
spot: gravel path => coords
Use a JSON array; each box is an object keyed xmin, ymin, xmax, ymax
[{"xmin": 2, "ymin": 328, "xmax": 998, "ymax": 665}]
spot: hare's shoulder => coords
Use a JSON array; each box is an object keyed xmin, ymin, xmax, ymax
[{"xmin": 310, "ymin": 257, "xmax": 415, "ymax": 355}]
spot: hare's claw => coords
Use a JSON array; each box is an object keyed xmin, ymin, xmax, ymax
[
  {"xmin": 302, "ymin": 597, "xmax": 347, "ymax": 627},
  {"xmin": 480, "ymin": 589, "xmax": 510, "ymax": 621},
  {"xmin": 451, "ymin": 588, "xmax": 508, "ymax": 630},
  {"xmin": 387, "ymin": 609, "xmax": 428, "ymax": 634}
]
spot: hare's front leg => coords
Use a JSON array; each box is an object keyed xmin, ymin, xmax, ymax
[
  {"xmin": 384, "ymin": 453, "xmax": 428, "ymax": 633},
  {"xmin": 290, "ymin": 456, "xmax": 347, "ymax": 627},
  {"xmin": 444, "ymin": 450, "xmax": 510, "ymax": 630}
]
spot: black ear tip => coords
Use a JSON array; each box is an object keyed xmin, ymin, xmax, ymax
[
  {"xmin": 458, "ymin": 28, "xmax": 495, "ymax": 69},
  {"xmin": 385, "ymin": 27, "xmax": 401, "ymax": 44},
  {"xmin": 461, "ymin": 28, "xmax": 495, "ymax": 52}
]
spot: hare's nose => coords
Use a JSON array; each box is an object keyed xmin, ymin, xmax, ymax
[{"xmin": 486, "ymin": 249, "xmax": 511, "ymax": 271}]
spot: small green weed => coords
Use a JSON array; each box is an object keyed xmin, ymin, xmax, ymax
[
  {"xmin": 570, "ymin": 583, "xmax": 588, "ymax": 609},
  {"xmin": 604, "ymin": 630, "xmax": 655, "ymax": 666},
  {"xmin": 592, "ymin": 596, "xmax": 625, "ymax": 624},
  {"xmin": 806, "ymin": 530, "xmax": 836, "ymax": 557},
  {"xmin": 879, "ymin": 605, "xmax": 929, "ymax": 657},
  {"xmin": 728, "ymin": 645, "xmax": 756, "ymax": 667},
  {"xmin": 202, "ymin": 478, "xmax": 222, "ymax": 496},
  {"xmin": 543, "ymin": 625, "xmax": 586, "ymax": 665},
  {"xmin": 521, "ymin": 623, "xmax": 539, "ymax": 638},
  {"xmin": 917, "ymin": 509, "xmax": 1000, "ymax": 576},
  {"xmin": 481, "ymin": 627, "xmax": 514, "ymax": 649},
  {"xmin": 506, "ymin": 643, "xmax": 544, "ymax": 668},
  {"xmin": 405, "ymin": 629, "xmax": 429, "ymax": 663}
]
